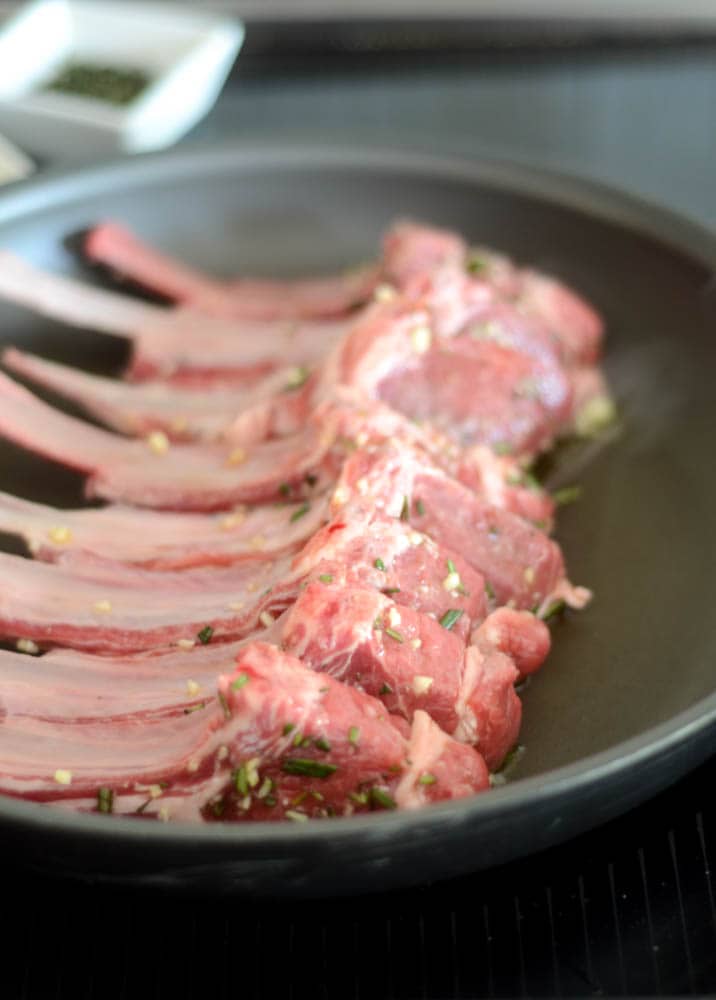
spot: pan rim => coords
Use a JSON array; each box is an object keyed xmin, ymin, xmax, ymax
[{"xmin": 0, "ymin": 139, "xmax": 714, "ymax": 852}]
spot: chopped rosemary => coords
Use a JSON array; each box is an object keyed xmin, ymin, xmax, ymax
[
  {"xmin": 348, "ymin": 726, "xmax": 360, "ymax": 746},
  {"xmin": 439, "ymin": 608, "xmax": 463, "ymax": 630},
  {"xmin": 264, "ymin": 795, "xmax": 277, "ymax": 808},
  {"xmin": 484, "ymin": 580, "xmax": 496, "ymax": 601},
  {"xmin": 418, "ymin": 773, "xmax": 437, "ymax": 786},
  {"xmin": 97, "ymin": 787, "xmax": 114, "ymax": 814},
  {"xmin": 278, "ymin": 482, "xmax": 291, "ymax": 497},
  {"xmin": 415, "ymin": 498, "xmax": 426, "ymax": 516},
  {"xmin": 381, "ymin": 587, "xmax": 401, "ymax": 595},
  {"xmin": 210, "ymin": 798, "xmax": 226, "ymax": 818},
  {"xmin": 314, "ymin": 737, "xmax": 331, "ymax": 752},
  {"xmin": 370, "ymin": 787, "xmax": 397, "ymax": 810},
  {"xmin": 552, "ymin": 484, "xmax": 582, "ymax": 506},
  {"xmin": 197, "ymin": 625, "xmax": 213, "ymax": 645},
  {"xmin": 466, "ymin": 251, "xmax": 488, "ymax": 275},
  {"xmin": 447, "ymin": 558, "xmax": 457, "ymax": 574},
  {"xmin": 284, "ymin": 366, "xmax": 310, "ymax": 391},
  {"xmin": 281, "ymin": 758, "xmax": 338, "ymax": 779},
  {"xmin": 234, "ymin": 765, "xmax": 249, "ymax": 797},
  {"xmin": 497, "ymin": 743, "xmax": 525, "ymax": 777},
  {"xmin": 293, "ymin": 731, "xmax": 305, "ymax": 747},
  {"xmin": 384, "ymin": 627, "xmax": 404, "ymax": 643},
  {"xmin": 349, "ymin": 791, "xmax": 369, "ymax": 805},
  {"xmin": 218, "ymin": 692, "xmax": 231, "ymax": 719},
  {"xmin": 231, "ymin": 673, "xmax": 250, "ymax": 691},
  {"xmin": 374, "ymin": 557, "xmax": 386, "ymax": 571},
  {"xmin": 379, "ymin": 682, "xmax": 393, "ymax": 696},
  {"xmin": 282, "ymin": 722, "xmax": 296, "ymax": 736},
  {"xmin": 399, "ymin": 495, "xmax": 410, "ymax": 521},
  {"xmin": 540, "ymin": 598, "xmax": 566, "ymax": 622},
  {"xmin": 318, "ymin": 574, "xmax": 334, "ymax": 584},
  {"xmin": 183, "ymin": 701, "xmax": 207, "ymax": 715},
  {"xmin": 305, "ymin": 473, "xmax": 318, "ymax": 487},
  {"xmin": 290, "ymin": 503, "xmax": 310, "ymax": 523}
]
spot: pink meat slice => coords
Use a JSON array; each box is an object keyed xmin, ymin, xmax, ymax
[
  {"xmin": 0, "ymin": 372, "xmax": 336, "ymax": 509},
  {"xmin": 0, "ymin": 643, "xmax": 489, "ymax": 818},
  {"xmin": 84, "ymin": 221, "xmax": 381, "ymax": 320},
  {"xmin": 472, "ymin": 608, "xmax": 551, "ymax": 679},
  {"xmin": 0, "ymin": 640, "xmax": 248, "ymax": 722},
  {"xmin": 0, "ymin": 496, "xmax": 485, "ymax": 654},
  {"xmin": 328, "ymin": 299, "xmax": 573, "ymax": 457},
  {"xmin": 292, "ymin": 513, "xmax": 486, "ymax": 640},
  {"xmin": 2, "ymin": 347, "xmax": 310, "ymax": 442},
  {"xmin": 0, "ymin": 490, "xmax": 329, "ymax": 569},
  {"xmin": 382, "ymin": 221, "xmax": 604, "ymax": 365},
  {"xmin": 332, "ymin": 445, "xmax": 570, "ymax": 610},
  {"xmin": 280, "ymin": 582, "xmax": 521, "ymax": 767},
  {"xmin": 0, "ymin": 548, "xmax": 296, "ymax": 653},
  {"xmin": 0, "ymin": 252, "xmax": 349, "ymax": 381},
  {"xmin": 210, "ymin": 643, "xmax": 490, "ymax": 820}
]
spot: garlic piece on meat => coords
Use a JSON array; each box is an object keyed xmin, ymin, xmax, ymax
[
  {"xmin": 146, "ymin": 430, "xmax": 170, "ymax": 455},
  {"xmin": 226, "ymin": 446, "xmax": 247, "ymax": 467},
  {"xmin": 410, "ymin": 325, "xmax": 432, "ymax": 354},
  {"xmin": 412, "ymin": 675, "xmax": 434, "ymax": 695},
  {"xmin": 16, "ymin": 638, "xmax": 40, "ymax": 655},
  {"xmin": 48, "ymin": 525, "xmax": 72, "ymax": 545}
]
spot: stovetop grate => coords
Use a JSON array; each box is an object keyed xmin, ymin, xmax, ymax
[{"xmin": 5, "ymin": 754, "xmax": 716, "ymax": 998}]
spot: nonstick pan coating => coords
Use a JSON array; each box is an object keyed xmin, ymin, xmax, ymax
[{"xmin": 0, "ymin": 144, "xmax": 714, "ymax": 895}]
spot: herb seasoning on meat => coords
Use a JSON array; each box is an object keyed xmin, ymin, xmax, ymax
[{"xmin": 45, "ymin": 63, "xmax": 150, "ymax": 105}]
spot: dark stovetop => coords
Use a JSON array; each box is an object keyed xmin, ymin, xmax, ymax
[
  {"xmin": 3, "ymin": 31, "xmax": 716, "ymax": 999},
  {"xmin": 6, "ymin": 754, "xmax": 716, "ymax": 997}
]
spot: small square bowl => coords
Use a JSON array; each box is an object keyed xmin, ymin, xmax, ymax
[{"xmin": 0, "ymin": 0, "xmax": 244, "ymax": 158}]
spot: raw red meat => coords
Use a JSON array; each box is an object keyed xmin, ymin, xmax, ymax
[
  {"xmin": 0, "ymin": 490, "xmax": 329, "ymax": 569},
  {"xmin": 0, "ymin": 251, "xmax": 350, "ymax": 381},
  {"xmin": 0, "ymin": 644, "xmax": 489, "ymax": 818},
  {"xmin": 0, "ymin": 218, "xmax": 608, "ymax": 824},
  {"xmin": 84, "ymin": 221, "xmax": 381, "ymax": 319},
  {"xmin": 281, "ymin": 582, "xmax": 523, "ymax": 766}
]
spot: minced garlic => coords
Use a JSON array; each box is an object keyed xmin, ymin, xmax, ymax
[
  {"xmin": 412, "ymin": 675, "xmax": 434, "ymax": 695},
  {"xmin": 16, "ymin": 638, "xmax": 39, "ymax": 655},
  {"xmin": 443, "ymin": 571, "xmax": 461, "ymax": 592},
  {"xmin": 374, "ymin": 283, "xmax": 397, "ymax": 303},
  {"xmin": 410, "ymin": 324, "xmax": 432, "ymax": 353},
  {"xmin": 54, "ymin": 769, "xmax": 72, "ymax": 785},
  {"xmin": 186, "ymin": 679, "xmax": 201, "ymax": 697},
  {"xmin": 225, "ymin": 446, "xmax": 247, "ymax": 467},
  {"xmin": 146, "ymin": 430, "xmax": 170, "ymax": 455},
  {"xmin": 48, "ymin": 525, "xmax": 72, "ymax": 545},
  {"xmin": 92, "ymin": 599, "xmax": 112, "ymax": 614}
]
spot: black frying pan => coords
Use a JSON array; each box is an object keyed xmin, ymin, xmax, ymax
[{"xmin": 0, "ymin": 144, "xmax": 714, "ymax": 896}]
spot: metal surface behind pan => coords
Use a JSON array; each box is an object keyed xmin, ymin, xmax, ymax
[{"xmin": 0, "ymin": 143, "xmax": 714, "ymax": 896}]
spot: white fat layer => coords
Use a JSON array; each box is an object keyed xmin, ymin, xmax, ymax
[
  {"xmin": 394, "ymin": 710, "xmax": 448, "ymax": 809},
  {"xmin": 452, "ymin": 645, "xmax": 482, "ymax": 745}
]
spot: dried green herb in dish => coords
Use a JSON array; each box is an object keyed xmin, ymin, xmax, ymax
[{"xmin": 45, "ymin": 63, "xmax": 150, "ymax": 106}]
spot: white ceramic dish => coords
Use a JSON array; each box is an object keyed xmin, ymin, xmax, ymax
[
  {"xmin": 0, "ymin": 0, "xmax": 244, "ymax": 158},
  {"xmin": 0, "ymin": 130, "xmax": 33, "ymax": 183}
]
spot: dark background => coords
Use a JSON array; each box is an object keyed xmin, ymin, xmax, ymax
[{"xmin": 4, "ymin": 15, "xmax": 716, "ymax": 998}]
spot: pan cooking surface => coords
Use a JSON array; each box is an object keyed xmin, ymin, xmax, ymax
[{"xmin": 0, "ymin": 144, "xmax": 714, "ymax": 894}]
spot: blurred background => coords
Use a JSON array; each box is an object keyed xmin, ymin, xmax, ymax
[{"xmin": 0, "ymin": 0, "xmax": 715, "ymax": 223}]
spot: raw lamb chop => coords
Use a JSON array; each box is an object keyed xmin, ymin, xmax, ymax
[
  {"xmin": 0, "ymin": 643, "xmax": 490, "ymax": 820},
  {"xmin": 84, "ymin": 221, "xmax": 381, "ymax": 319},
  {"xmin": 0, "ymin": 251, "xmax": 350, "ymax": 381}
]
